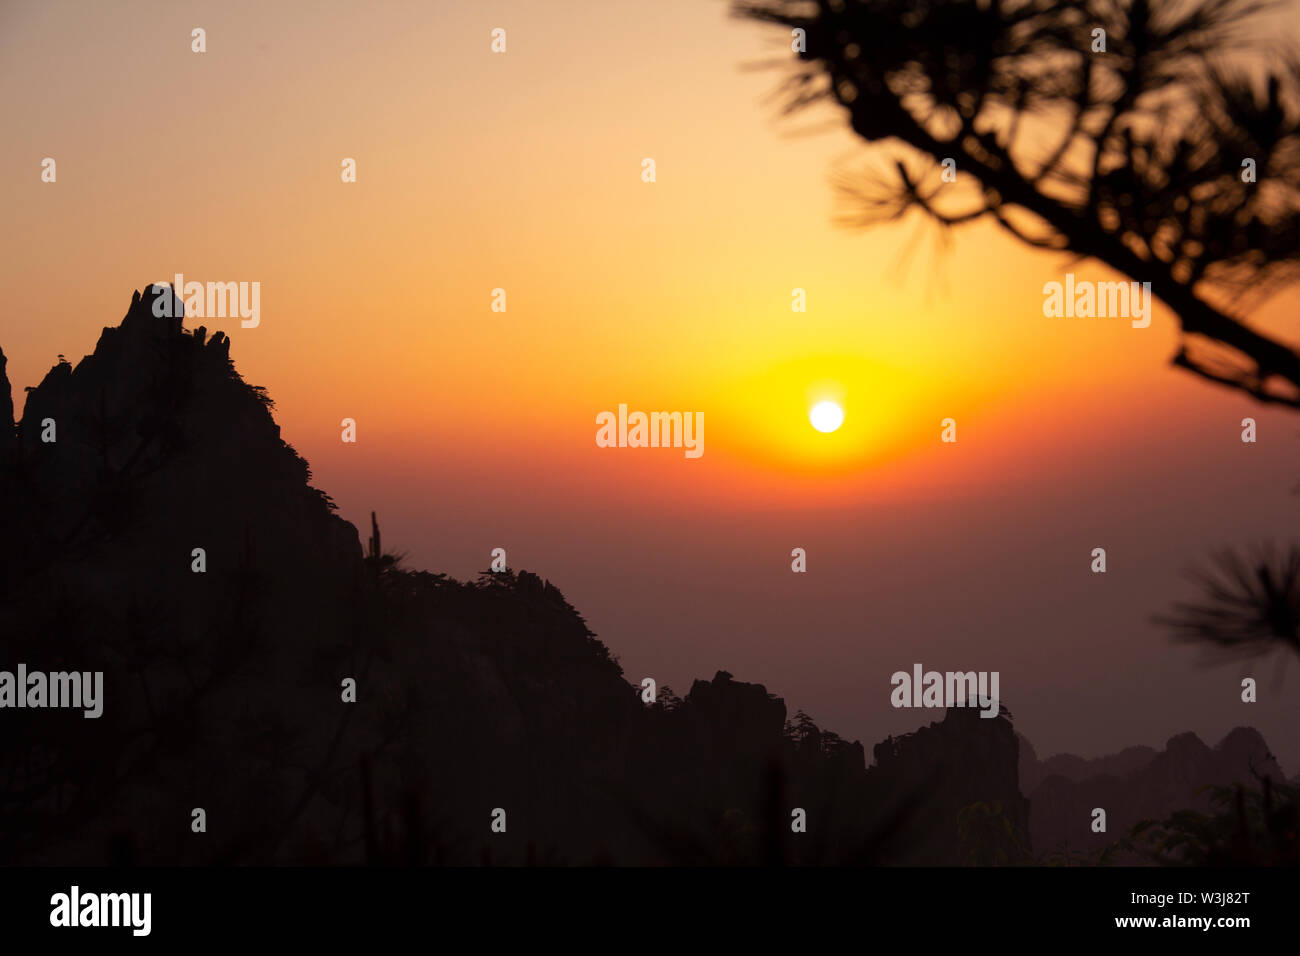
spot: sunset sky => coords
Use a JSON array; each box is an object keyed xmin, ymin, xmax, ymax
[{"xmin": 4, "ymin": 0, "xmax": 1300, "ymax": 768}]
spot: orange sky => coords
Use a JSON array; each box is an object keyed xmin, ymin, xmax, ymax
[{"xmin": 4, "ymin": 0, "xmax": 1300, "ymax": 767}]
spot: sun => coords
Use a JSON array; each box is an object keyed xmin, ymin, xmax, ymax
[{"xmin": 809, "ymin": 400, "xmax": 844, "ymax": 433}]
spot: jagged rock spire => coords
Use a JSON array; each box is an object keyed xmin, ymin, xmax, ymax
[{"xmin": 0, "ymin": 346, "xmax": 13, "ymax": 456}]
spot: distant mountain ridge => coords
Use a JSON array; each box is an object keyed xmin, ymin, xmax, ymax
[
  {"xmin": 1019, "ymin": 736, "xmax": 1160, "ymax": 793},
  {"xmin": 1020, "ymin": 727, "xmax": 1286, "ymax": 860}
]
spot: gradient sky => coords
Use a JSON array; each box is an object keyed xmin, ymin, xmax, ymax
[{"xmin": 4, "ymin": 0, "xmax": 1300, "ymax": 769}]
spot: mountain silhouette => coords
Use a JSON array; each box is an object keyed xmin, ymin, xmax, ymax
[
  {"xmin": 0, "ymin": 285, "xmax": 1285, "ymax": 866},
  {"xmin": 1021, "ymin": 728, "xmax": 1287, "ymax": 862},
  {"xmin": 1018, "ymin": 735, "xmax": 1160, "ymax": 794}
]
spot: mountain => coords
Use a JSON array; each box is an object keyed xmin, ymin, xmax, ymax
[
  {"xmin": 870, "ymin": 706, "xmax": 1030, "ymax": 864},
  {"xmin": 1022, "ymin": 728, "xmax": 1286, "ymax": 861},
  {"xmin": 1018, "ymin": 734, "xmax": 1158, "ymax": 793}
]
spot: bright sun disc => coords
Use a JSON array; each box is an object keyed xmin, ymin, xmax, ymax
[{"xmin": 809, "ymin": 400, "xmax": 844, "ymax": 433}]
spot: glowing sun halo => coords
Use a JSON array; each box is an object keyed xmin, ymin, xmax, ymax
[{"xmin": 809, "ymin": 400, "xmax": 844, "ymax": 433}]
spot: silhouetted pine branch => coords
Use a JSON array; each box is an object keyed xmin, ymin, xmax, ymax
[{"xmin": 736, "ymin": 0, "xmax": 1300, "ymax": 407}]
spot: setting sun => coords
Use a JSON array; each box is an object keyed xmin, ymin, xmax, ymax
[{"xmin": 810, "ymin": 400, "xmax": 845, "ymax": 433}]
